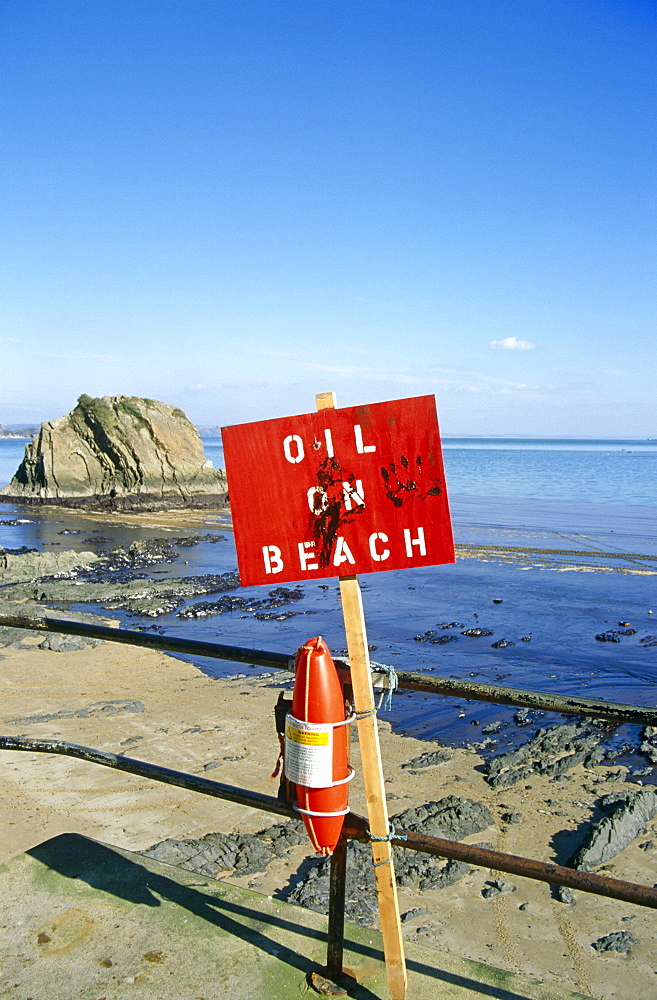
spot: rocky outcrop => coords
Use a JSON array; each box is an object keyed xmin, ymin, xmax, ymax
[
  {"xmin": 484, "ymin": 721, "xmax": 607, "ymax": 788},
  {"xmin": 286, "ymin": 797, "xmax": 492, "ymax": 925},
  {"xmin": 1, "ymin": 395, "xmax": 226, "ymax": 499},
  {"xmin": 144, "ymin": 797, "xmax": 492, "ymax": 928},
  {"xmin": 0, "ymin": 536, "xmax": 238, "ymax": 616},
  {"xmin": 0, "ymin": 546, "xmax": 100, "ymax": 584},
  {"xmin": 571, "ymin": 789, "xmax": 657, "ymax": 869}
]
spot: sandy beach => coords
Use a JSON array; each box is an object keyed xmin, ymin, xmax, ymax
[{"xmin": 1, "ymin": 597, "xmax": 656, "ymax": 1000}]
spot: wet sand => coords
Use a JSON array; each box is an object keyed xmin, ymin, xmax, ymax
[{"xmin": 1, "ymin": 615, "xmax": 656, "ymax": 1000}]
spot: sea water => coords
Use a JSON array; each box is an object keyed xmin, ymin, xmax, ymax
[
  {"xmin": 2, "ymin": 435, "xmax": 657, "ymax": 506},
  {"xmin": 201, "ymin": 436, "xmax": 657, "ymax": 507},
  {"xmin": 1, "ymin": 436, "xmax": 656, "ymax": 760}
]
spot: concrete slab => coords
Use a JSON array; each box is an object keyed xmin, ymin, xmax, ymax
[{"xmin": 0, "ymin": 834, "xmax": 592, "ymax": 1000}]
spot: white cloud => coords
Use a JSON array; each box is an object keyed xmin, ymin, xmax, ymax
[
  {"xmin": 489, "ymin": 336, "xmax": 536, "ymax": 350},
  {"xmin": 242, "ymin": 346, "xmax": 546, "ymax": 396}
]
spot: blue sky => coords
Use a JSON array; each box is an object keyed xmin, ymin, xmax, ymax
[{"xmin": 1, "ymin": 0, "xmax": 655, "ymax": 436}]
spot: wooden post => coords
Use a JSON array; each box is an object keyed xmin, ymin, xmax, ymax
[{"xmin": 316, "ymin": 392, "xmax": 407, "ymax": 1000}]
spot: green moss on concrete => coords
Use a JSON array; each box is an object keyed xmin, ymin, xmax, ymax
[{"xmin": 4, "ymin": 836, "xmax": 594, "ymax": 1000}]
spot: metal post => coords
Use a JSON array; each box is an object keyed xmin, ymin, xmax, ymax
[{"xmin": 326, "ymin": 834, "xmax": 348, "ymax": 982}]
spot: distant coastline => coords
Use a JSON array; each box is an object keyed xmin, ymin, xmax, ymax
[
  {"xmin": 2, "ymin": 421, "xmax": 654, "ymax": 444},
  {"xmin": 0, "ymin": 427, "xmax": 37, "ymax": 439}
]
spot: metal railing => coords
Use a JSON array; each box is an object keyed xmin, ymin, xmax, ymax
[
  {"xmin": 1, "ymin": 614, "xmax": 657, "ymax": 985},
  {"xmin": 3, "ymin": 614, "xmax": 657, "ymax": 726}
]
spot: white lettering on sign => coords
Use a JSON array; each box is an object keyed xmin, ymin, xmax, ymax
[
  {"xmin": 369, "ymin": 532, "xmax": 390, "ymax": 561},
  {"xmin": 259, "ymin": 526, "xmax": 430, "ymax": 575},
  {"xmin": 283, "ymin": 434, "xmax": 305, "ymax": 464},
  {"xmin": 333, "ymin": 537, "xmax": 356, "ymax": 567},
  {"xmin": 307, "ymin": 486, "xmax": 328, "ymax": 514},
  {"xmin": 324, "ymin": 428, "xmax": 334, "ymax": 457},
  {"xmin": 262, "ymin": 545, "xmax": 284, "ymax": 574},
  {"xmin": 283, "ymin": 425, "xmax": 377, "ymax": 464},
  {"xmin": 298, "ymin": 541, "xmax": 319, "ymax": 571},
  {"xmin": 354, "ymin": 424, "xmax": 376, "ymax": 454},
  {"xmin": 342, "ymin": 480, "xmax": 365, "ymax": 511},
  {"xmin": 404, "ymin": 527, "xmax": 426, "ymax": 557}
]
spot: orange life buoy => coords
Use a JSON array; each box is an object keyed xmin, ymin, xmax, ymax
[{"xmin": 285, "ymin": 636, "xmax": 353, "ymax": 855}]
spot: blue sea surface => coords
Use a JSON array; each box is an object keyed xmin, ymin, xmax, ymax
[
  {"xmin": 201, "ymin": 436, "xmax": 657, "ymax": 507},
  {"xmin": 2, "ymin": 435, "xmax": 657, "ymax": 506},
  {"xmin": 1, "ymin": 435, "xmax": 655, "ymax": 764},
  {"xmin": 0, "ymin": 439, "xmax": 31, "ymax": 490}
]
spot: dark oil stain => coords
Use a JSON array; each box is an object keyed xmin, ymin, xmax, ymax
[
  {"xmin": 98, "ymin": 957, "xmax": 113, "ymax": 968},
  {"xmin": 37, "ymin": 932, "xmax": 51, "ymax": 945},
  {"xmin": 380, "ymin": 456, "xmax": 443, "ymax": 506},
  {"xmin": 308, "ymin": 457, "xmax": 364, "ymax": 568},
  {"xmin": 142, "ymin": 950, "xmax": 166, "ymax": 963}
]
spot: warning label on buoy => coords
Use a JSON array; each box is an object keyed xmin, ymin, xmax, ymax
[{"xmin": 285, "ymin": 716, "xmax": 333, "ymax": 787}]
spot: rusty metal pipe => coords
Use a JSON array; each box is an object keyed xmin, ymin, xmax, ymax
[
  {"xmin": 340, "ymin": 824, "xmax": 657, "ymax": 910},
  {"xmin": 0, "ymin": 614, "xmax": 292, "ymax": 670},
  {"xmin": 2, "ymin": 614, "xmax": 656, "ymax": 726},
  {"xmin": 387, "ymin": 830, "xmax": 657, "ymax": 910},
  {"xmin": 0, "ymin": 735, "xmax": 296, "ymax": 821},
  {"xmin": 391, "ymin": 669, "xmax": 657, "ymax": 726},
  {"xmin": 2, "ymin": 736, "xmax": 656, "ymax": 911}
]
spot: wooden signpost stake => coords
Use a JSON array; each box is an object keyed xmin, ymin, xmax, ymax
[
  {"xmin": 317, "ymin": 392, "xmax": 407, "ymax": 1000},
  {"xmin": 222, "ymin": 388, "xmax": 454, "ymax": 999}
]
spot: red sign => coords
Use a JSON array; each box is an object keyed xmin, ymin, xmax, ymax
[{"xmin": 221, "ymin": 395, "xmax": 455, "ymax": 587}]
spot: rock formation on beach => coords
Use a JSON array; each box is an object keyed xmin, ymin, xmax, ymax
[{"xmin": 0, "ymin": 395, "xmax": 226, "ymax": 499}]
